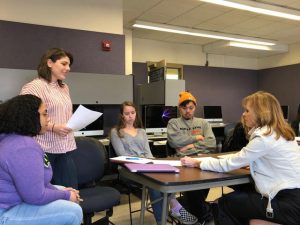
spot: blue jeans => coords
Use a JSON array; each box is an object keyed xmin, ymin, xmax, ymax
[
  {"xmin": 148, "ymin": 188, "xmax": 165, "ymax": 225},
  {"xmin": 0, "ymin": 200, "xmax": 82, "ymax": 225},
  {"xmin": 47, "ymin": 152, "xmax": 78, "ymax": 189}
]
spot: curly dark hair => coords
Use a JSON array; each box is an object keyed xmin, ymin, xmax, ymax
[
  {"xmin": 37, "ymin": 48, "xmax": 73, "ymax": 87},
  {"xmin": 0, "ymin": 94, "xmax": 42, "ymax": 136}
]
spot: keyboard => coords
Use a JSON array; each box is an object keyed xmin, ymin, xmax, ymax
[
  {"xmin": 210, "ymin": 122, "xmax": 225, "ymax": 127},
  {"xmin": 153, "ymin": 140, "xmax": 167, "ymax": 145},
  {"xmin": 147, "ymin": 134, "xmax": 167, "ymax": 140}
]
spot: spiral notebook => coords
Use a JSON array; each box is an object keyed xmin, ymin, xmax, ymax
[{"xmin": 124, "ymin": 163, "xmax": 179, "ymax": 173}]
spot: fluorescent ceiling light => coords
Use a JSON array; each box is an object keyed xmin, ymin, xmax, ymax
[
  {"xmin": 228, "ymin": 41, "xmax": 288, "ymax": 51},
  {"xmin": 200, "ymin": 0, "xmax": 300, "ymax": 21},
  {"xmin": 229, "ymin": 42, "xmax": 271, "ymax": 50},
  {"xmin": 203, "ymin": 40, "xmax": 288, "ymax": 53},
  {"xmin": 133, "ymin": 20, "xmax": 276, "ymax": 46}
]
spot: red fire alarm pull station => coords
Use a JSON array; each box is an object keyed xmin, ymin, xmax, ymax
[{"xmin": 102, "ymin": 40, "xmax": 111, "ymax": 51}]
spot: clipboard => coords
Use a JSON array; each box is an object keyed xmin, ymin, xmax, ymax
[{"xmin": 124, "ymin": 163, "xmax": 179, "ymax": 173}]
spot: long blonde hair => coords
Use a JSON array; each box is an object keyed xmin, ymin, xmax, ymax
[{"xmin": 242, "ymin": 91, "xmax": 295, "ymax": 140}]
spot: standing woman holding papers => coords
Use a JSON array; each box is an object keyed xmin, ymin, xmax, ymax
[
  {"xmin": 181, "ymin": 91, "xmax": 300, "ymax": 225},
  {"xmin": 20, "ymin": 48, "xmax": 77, "ymax": 189},
  {"xmin": 110, "ymin": 101, "xmax": 198, "ymax": 225}
]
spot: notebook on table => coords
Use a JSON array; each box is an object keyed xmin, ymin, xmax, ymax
[{"xmin": 124, "ymin": 163, "xmax": 180, "ymax": 173}]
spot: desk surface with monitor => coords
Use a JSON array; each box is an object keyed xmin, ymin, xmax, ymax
[
  {"xmin": 203, "ymin": 105, "xmax": 223, "ymax": 123},
  {"xmin": 142, "ymin": 105, "xmax": 177, "ymax": 135}
]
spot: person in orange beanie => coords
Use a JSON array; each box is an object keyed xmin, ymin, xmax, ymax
[
  {"xmin": 168, "ymin": 91, "xmax": 216, "ymax": 156},
  {"xmin": 167, "ymin": 91, "xmax": 216, "ymax": 224}
]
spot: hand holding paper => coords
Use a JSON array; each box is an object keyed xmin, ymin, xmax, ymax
[{"xmin": 67, "ymin": 105, "xmax": 102, "ymax": 131}]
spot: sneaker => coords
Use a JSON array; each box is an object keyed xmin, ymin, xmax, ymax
[
  {"xmin": 170, "ymin": 207, "xmax": 198, "ymax": 225},
  {"xmin": 194, "ymin": 222, "xmax": 206, "ymax": 225}
]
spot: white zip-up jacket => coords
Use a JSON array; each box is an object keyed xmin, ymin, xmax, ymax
[{"xmin": 200, "ymin": 126, "xmax": 300, "ymax": 216}]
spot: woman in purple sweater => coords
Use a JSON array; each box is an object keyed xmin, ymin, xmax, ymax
[{"xmin": 0, "ymin": 95, "xmax": 83, "ymax": 225}]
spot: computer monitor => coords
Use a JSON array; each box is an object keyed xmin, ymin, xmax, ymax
[
  {"xmin": 203, "ymin": 106, "xmax": 223, "ymax": 122},
  {"xmin": 142, "ymin": 105, "xmax": 178, "ymax": 134},
  {"xmin": 281, "ymin": 105, "xmax": 289, "ymax": 121},
  {"xmin": 72, "ymin": 104, "xmax": 104, "ymax": 137}
]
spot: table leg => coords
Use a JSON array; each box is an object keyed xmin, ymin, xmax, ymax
[
  {"xmin": 139, "ymin": 185, "xmax": 147, "ymax": 225},
  {"xmin": 160, "ymin": 192, "xmax": 169, "ymax": 225}
]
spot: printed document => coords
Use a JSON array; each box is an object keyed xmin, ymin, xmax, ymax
[
  {"xmin": 110, "ymin": 156, "xmax": 153, "ymax": 164},
  {"xmin": 67, "ymin": 105, "xmax": 102, "ymax": 131},
  {"xmin": 110, "ymin": 156, "xmax": 213, "ymax": 166}
]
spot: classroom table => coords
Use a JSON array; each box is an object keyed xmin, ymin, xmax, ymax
[{"xmin": 120, "ymin": 164, "xmax": 251, "ymax": 225}]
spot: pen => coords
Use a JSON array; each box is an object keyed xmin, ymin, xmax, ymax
[{"xmin": 126, "ymin": 157, "xmax": 140, "ymax": 160}]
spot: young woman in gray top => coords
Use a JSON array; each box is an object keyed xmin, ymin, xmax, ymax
[{"xmin": 110, "ymin": 101, "xmax": 197, "ymax": 225}]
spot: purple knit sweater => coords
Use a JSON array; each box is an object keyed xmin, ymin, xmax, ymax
[{"xmin": 0, "ymin": 134, "xmax": 70, "ymax": 209}]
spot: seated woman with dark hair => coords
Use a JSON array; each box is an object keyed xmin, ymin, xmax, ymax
[{"xmin": 0, "ymin": 94, "xmax": 83, "ymax": 225}]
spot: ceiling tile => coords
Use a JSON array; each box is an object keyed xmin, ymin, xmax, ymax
[{"xmin": 124, "ymin": 0, "xmax": 300, "ymax": 58}]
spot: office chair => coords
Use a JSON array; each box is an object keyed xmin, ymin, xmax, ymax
[
  {"xmin": 71, "ymin": 137, "xmax": 120, "ymax": 225},
  {"xmin": 165, "ymin": 141, "xmax": 177, "ymax": 157}
]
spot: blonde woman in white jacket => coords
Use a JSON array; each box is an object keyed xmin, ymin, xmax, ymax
[{"xmin": 181, "ymin": 91, "xmax": 300, "ymax": 225}]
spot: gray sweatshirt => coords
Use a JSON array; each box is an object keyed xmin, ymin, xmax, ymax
[
  {"xmin": 167, "ymin": 117, "xmax": 216, "ymax": 155},
  {"xmin": 110, "ymin": 128, "xmax": 153, "ymax": 158}
]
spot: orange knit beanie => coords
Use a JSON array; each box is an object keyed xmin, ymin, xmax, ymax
[{"xmin": 178, "ymin": 91, "xmax": 197, "ymax": 105}]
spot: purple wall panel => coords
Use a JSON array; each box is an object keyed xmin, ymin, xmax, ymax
[
  {"xmin": 0, "ymin": 20, "xmax": 125, "ymax": 74},
  {"xmin": 56, "ymin": 28, "xmax": 125, "ymax": 74},
  {"xmin": 132, "ymin": 62, "xmax": 258, "ymax": 123},
  {"xmin": 0, "ymin": 21, "xmax": 58, "ymax": 69},
  {"xmin": 258, "ymin": 64, "xmax": 300, "ymax": 122},
  {"xmin": 184, "ymin": 66, "xmax": 258, "ymax": 122}
]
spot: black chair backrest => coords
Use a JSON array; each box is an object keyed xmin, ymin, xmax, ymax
[
  {"xmin": 72, "ymin": 137, "xmax": 106, "ymax": 186},
  {"xmin": 108, "ymin": 142, "xmax": 119, "ymax": 174},
  {"xmin": 222, "ymin": 122, "xmax": 248, "ymax": 152},
  {"xmin": 166, "ymin": 141, "xmax": 177, "ymax": 157}
]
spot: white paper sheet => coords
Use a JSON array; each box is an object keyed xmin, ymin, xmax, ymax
[
  {"xmin": 152, "ymin": 160, "xmax": 182, "ymax": 166},
  {"xmin": 110, "ymin": 156, "xmax": 153, "ymax": 164},
  {"xmin": 152, "ymin": 157, "xmax": 213, "ymax": 167},
  {"xmin": 110, "ymin": 156, "xmax": 214, "ymax": 166},
  {"xmin": 67, "ymin": 105, "xmax": 102, "ymax": 131}
]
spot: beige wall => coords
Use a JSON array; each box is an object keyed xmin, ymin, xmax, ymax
[
  {"xmin": 124, "ymin": 29, "xmax": 133, "ymax": 75},
  {"xmin": 258, "ymin": 42, "xmax": 300, "ymax": 69},
  {"xmin": 131, "ymin": 37, "xmax": 300, "ymax": 70},
  {"xmin": 1, "ymin": 0, "xmax": 299, "ymax": 71},
  {"xmin": 0, "ymin": 0, "xmax": 123, "ymax": 34},
  {"xmin": 132, "ymin": 38, "xmax": 259, "ymax": 70}
]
